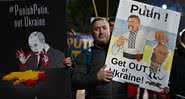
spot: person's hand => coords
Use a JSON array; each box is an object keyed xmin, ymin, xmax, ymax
[
  {"xmin": 116, "ymin": 36, "xmax": 127, "ymax": 46},
  {"xmin": 16, "ymin": 48, "xmax": 31, "ymax": 64},
  {"xmin": 63, "ymin": 57, "xmax": 72, "ymax": 67},
  {"xmin": 97, "ymin": 65, "xmax": 113, "ymax": 82},
  {"xmin": 155, "ymin": 32, "xmax": 168, "ymax": 44}
]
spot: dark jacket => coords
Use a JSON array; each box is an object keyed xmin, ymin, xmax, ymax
[
  {"xmin": 72, "ymin": 43, "xmax": 127, "ymax": 99},
  {"xmin": 20, "ymin": 47, "xmax": 65, "ymax": 70},
  {"xmin": 170, "ymin": 42, "xmax": 185, "ymax": 98}
]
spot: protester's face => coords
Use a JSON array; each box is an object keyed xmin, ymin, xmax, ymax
[
  {"xmin": 128, "ymin": 17, "xmax": 140, "ymax": 32},
  {"xmin": 109, "ymin": 21, "xmax": 115, "ymax": 33},
  {"xmin": 28, "ymin": 37, "xmax": 44, "ymax": 55},
  {"xmin": 92, "ymin": 20, "xmax": 111, "ymax": 44},
  {"xmin": 154, "ymin": 44, "xmax": 169, "ymax": 64}
]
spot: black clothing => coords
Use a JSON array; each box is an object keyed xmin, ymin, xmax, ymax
[
  {"xmin": 170, "ymin": 43, "xmax": 185, "ymax": 98},
  {"xmin": 72, "ymin": 43, "xmax": 127, "ymax": 99},
  {"xmin": 21, "ymin": 47, "xmax": 65, "ymax": 70}
]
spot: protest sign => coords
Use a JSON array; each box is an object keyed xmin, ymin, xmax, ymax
[
  {"xmin": 105, "ymin": 0, "xmax": 181, "ymax": 92},
  {"xmin": 67, "ymin": 34, "xmax": 94, "ymax": 58}
]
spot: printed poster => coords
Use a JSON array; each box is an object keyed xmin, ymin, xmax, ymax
[
  {"xmin": 0, "ymin": 0, "xmax": 71, "ymax": 98},
  {"xmin": 67, "ymin": 34, "xmax": 94, "ymax": 58},
  {"xmin": 0, "ymin": 0, "xmax": 67, "ymax": 73},
  {"xmin": 105, "ymin": 0, "xmax": 181, "ymax": 92}
]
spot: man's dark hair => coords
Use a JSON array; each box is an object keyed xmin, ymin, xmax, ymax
[
  {"xmin": 127, "ymin": 15, "xmax": 140, "ymax": 23},
  {"xmin": 91, "ymin": 17, "xmax": 107, "ymax": 28}
]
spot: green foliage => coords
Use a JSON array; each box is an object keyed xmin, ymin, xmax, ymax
[
  {"xmin": 67, "ymin": 0, "xmax": 94, "ymax": 34},
  {"xmin": 66, "ymin": 0, "xmax": 119, "ymax": 34}
]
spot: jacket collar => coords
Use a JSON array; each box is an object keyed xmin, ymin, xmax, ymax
[{"xmin": 93, "ymin": 41, "xmax": 109, "ymax": 51}]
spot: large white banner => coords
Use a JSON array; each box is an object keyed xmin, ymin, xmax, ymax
[{"xmin": 105, "ymin": 0, "xmax": 181, "ymax": 92}]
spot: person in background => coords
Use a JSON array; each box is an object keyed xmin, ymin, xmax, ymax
[
  {"xmin": 72, "ymin": 17, "xmax": 127, "ymax": 99},
  {"xmin": 170, "ymin": 29, "xmax": 185, "ymax": 99},
  {"xmin": 108, "ymin": 17, "xmax": 115, "ymax": 34}
]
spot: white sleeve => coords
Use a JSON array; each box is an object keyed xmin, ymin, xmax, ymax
[
  {"xmin": 112, "ymin": 33, "xmax": 126, "ymax": 55},
  {"xmin": 112, "ymin": 43, "xmax": 124, "ymax": 55},
  {"xmin": 112, "ymin": 43, "xmax": 119, "ymax": 55}
]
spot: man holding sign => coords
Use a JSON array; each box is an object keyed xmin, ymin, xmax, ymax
[{"xmin": 72, "ymin": 17, "xmax": 127, "ymax": 99}]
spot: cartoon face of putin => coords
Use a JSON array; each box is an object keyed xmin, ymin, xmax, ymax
[{"xmin": 28, "ymin": 31, "xmax": 46, "ymax": 55}]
